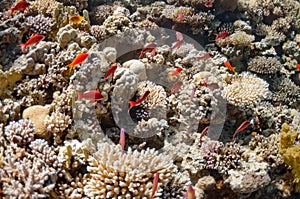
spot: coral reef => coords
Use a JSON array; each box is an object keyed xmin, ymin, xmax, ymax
[{"xmin": 1, "ymin": 0, "xmax": 300, "ymax": 198}]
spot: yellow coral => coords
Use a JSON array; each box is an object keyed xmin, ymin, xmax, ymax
[{"xmin": 280, "ymin": 123, "xmax": 300, "ymax": 192}]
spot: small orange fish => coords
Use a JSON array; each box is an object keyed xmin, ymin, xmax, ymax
[
  {"xmin": 298, "ymin": 44, "xmax": 300, "ymax": 47},
  {"xmin": 177, "ymin": 12, "xmax": 184, "ymax": 22},
  {"xmin": 195, "ymin": 53, "xmax": 212, "ymax": 61},
  {"xmin": 77, "ymin": 90, "xmax": 103, "ymax": 102},
  {"xmin": 19, "ymin": 34, "xmax": 45, "ymax": 51},
  {"xmin": 139, "ymin": 43, "xmax": 157, "ymax": 58},
  {"xmin": 170, "ymin": 81, "xmax": 183, "ymax": 94},
  {"xmin": 198, "ymin": 77, "xmax": 208, "ymax": 87},
  {"xmin": 69, "ymin": 15, "xmax": 84, "ymax": 24},
  {"xmin": 232, "ymin": 120, "xmax": 251, "ymax": 140},
  {"xmin": 128, "ymin": 90, "xmax": 150, "ymax": 112},
  {"xmin": 169, "ymin": 67, "xmax": 183, "ymax": 77},
  {"xmin": 183, "ymin": 185, "xmax": 195, "ymax": 199},
  {"xmin": 151, "ymin": 172, "xmax": 159, "ymax": 199},
  {"xmin": 67, "ymin": 53, "xmax": 89, "ymax": 73},
  {"xmin": 104, "ymin": 64, "xmax": 117, "ymax": 80},
  {"xmin": 9, "ymin": 0, "xmax": 30, "ymax": 15},
  {"xmin": 224, "ymin": 61, "xmax": 236, "ymax": 73},
  {"xmin": 199, "ymin": 126, "xmax": 209, "ymax": 147},
  {"xmin": 296, "ymin": 64, "xmax": 300, "ymax": 70},
  {"xmin": 119, "ymin": 128, "xmax": 125, "ymax": 153}
]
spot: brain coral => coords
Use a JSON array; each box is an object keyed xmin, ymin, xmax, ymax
[
  {"xmin": 222, "ymin": 72, "xmax": 270, "ymax": 107},
  {"xmin": 83, "ymin": 142, "xmax": 175, "ymax": 198}
]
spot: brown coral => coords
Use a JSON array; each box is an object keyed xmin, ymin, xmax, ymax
[{"xmin": 248, "ymin": 56, "xmax": 281, "ymax": 74}]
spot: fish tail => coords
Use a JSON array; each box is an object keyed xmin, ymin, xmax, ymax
[
  {"xmin": 77, "ymin": 91, "xmax": 83, "ymax": 101},
  {"xmin": 128, "ymin": 101, "xmax": 136, "ymax": 113},
  {"xmin": 9, "ymin": 8, "xmax": 14, "ymax": 15},
  {"xmin": 19, "ymin": 43, "xmax": 26, "ymax": 52}
]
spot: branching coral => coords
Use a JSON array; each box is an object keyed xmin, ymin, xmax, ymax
[
  {"xmin": 248, "ymin": 56, "xmax": 281, "ymax": 74},
  {"xmin": 222, "ymin": 72, "xmax": 270, "ymax": 107},
  {"xmin": 24, "ymin": 14, "xmax": 54, "ymax": 36},
  {"xmin": 83, "ymin": 142, "xmax": 176, "ymax": 198},
  {"xmin": 4, "ymin": 119, "xmax": 35, "ymax": 147}
]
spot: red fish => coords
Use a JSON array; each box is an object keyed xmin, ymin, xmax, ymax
[
  {"xmin": 215, "ymin": 31, "xmax": 229, "ymax": 40},
  {"xmin": 119, "ymin": 128, "xmax": 125, "ymax": 153},
  {"xmin": 232, "ymin": 120, "xmax": 251, "ymax": 140},
  {"xmin": 67, "ymin": 53, "xmax": 89, "ymax": 73},
  {"xmin": 128, "ymin": 90, "xmax": 150, "ymax": 112},
  {"xmin": 169, "ymin": 67, "xmax": 183, "ymax": 77},
  {"xmin": 199, "ymin": 126, "xmax": 209, "ymax": 147},
  {"xmin": 190, "ymin": 87, "xmax": 196, "ymax": 104},
  {"xmin": 198, "ymin": 77, "xmax": 208, "ymax": 87},
  {"xmin": 177, "ymin": 12, "xmax": 184, "ymax": 22},
  {"xmin": 170, "ymin": 81, "xmax": 183, "ymax": 94},
  {"xmin": 224, "ymin": 61, "xmax": 236, "ymax": 73},
  {"xmin": 151, "ymin": 172, "xmax": 159, "ymax": 199},
  {"xmin": 77, "ymin": 90, "xmax": 103, "ymax": 102},
  {"xmin": 104, "ymin": 64, "xmax": 117, "ymax": 80},
  {"xmin": 183, "ymin": 185, "xmax": 195, "ymax": 199},
  {"xmin": 195, "ymin": 53, "xmax": 212, "ymax": 61},
  {"xmin": 19, "ymin": 34, "xmax": 45, "ymax": 52},
  {"xmin": 204, "ymin": 0, "xmax": 213, "ymax": 8},
  {"xmin": 139, "ymin": 43, "xmax": 157, "ymax": 58},
  {"xmin": 170, "ymin": 32, "xmax": 184, "ymax": 50},
  {"xmin": 298, "ymin": 44, "xmax": 300, "ymax": 47},
  {"xmin": 9, "ymin": 0, "xmax": 30, "ymax": 15},
  {"xmin": 296, "ymin": 64, "xmax": 300, "ymax": 70}
]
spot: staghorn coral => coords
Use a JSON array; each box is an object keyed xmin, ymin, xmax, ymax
[
  {"xmin": 222, "ymin": 72, "xmax": 270, "ymax": 107},
  {"xmin": 24, "ymin": 14, "xmax": 54, "ymax": 36},
  {"xmin": 83, "ymin": 142, "xmax": 176, "ymax": 198},
  {"xmin": 248, "ymin": 56, "xmax": 281, "ymax": 74},
  {"xmin": 4, "ymin": 119, "xmax": 35, "ymax": 147}
]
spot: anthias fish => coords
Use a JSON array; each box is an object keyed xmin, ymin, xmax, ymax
[
  {"xmin": 195, "ymin": 53, "xmax": 212, "ymax": 61},
  {"xmin": 139, "ymin": 43, "xmax": 157, "ymax": 58},
  {"xmin": 183, "ymin": 185, "xmax": 195, "ymax": 199},
  {"xmin": 77, "ymin": 90, "xmax": 103, "ymax": 102},
  {"xmin": 232, "ymin": 120, "xmax": 251, "ymax": 140},
  {"xmin": 119, "ymin": 128, "xmax": 125, "ymax": 153},
  {"xmin": 177, "ymin": 12, "xmax": 184, "ymax": 22},
  {"xmin": 67, "ymin": 53, "xmax": 89, "ymax": 73},
  {"xmin": 170, "ymin": 32, "xmax": 184, "ymax": 50},
  {"xmin": 128, "ymin": 90, "xmax": 150, "ymax": 112},
  {"xmin": 224, "ymin": 61, "xmax": 236, "ymax": 73},
  {"xmin": 199, "ymin": 126, "xmax": 209, "ymax": 147},
  {"xmin": 19, "ymin": 34, "xmax": 45, "ymax": 51},
  {"xmin": 104, "ymin": 64, "xmax": 117, "ymax": 80},
  {"xmin": 9, "ymin": 0, "xmax": 30, "ymax": 15},
  {"xmin": 170, "ymin": 81, "xmax": 183, "ymax": 94},
  {"xmin": 150, "ymin": 172, "xmax": 159, "ymax": 199},
  {"xmin": 169, "ymin": 67, "xmax": 183, "ymax": 77},
  {"xmin": 69, "ymin": 15, "xmax": 84, "ymax": 24},
  {"xmin": 296, "ymin": 64, "xmax": 300, "ymax": 70},
  {"xmin": 215, "ymin": 31, "xmax": 230, "ymax": 40}
]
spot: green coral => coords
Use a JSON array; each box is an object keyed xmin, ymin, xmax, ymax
[{"xmin": 280, "ymin": 123, "xmax": 300, "ymax": 192}]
